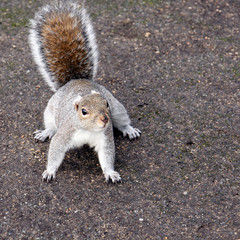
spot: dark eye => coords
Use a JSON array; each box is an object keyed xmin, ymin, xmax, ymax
[
  {"xmin": 106, "ymin": 101, "xmax": 109, "ymax": 108},
  {"xmin": 81, "ymin": 108, "xmax": 88, "ymax": 116}
]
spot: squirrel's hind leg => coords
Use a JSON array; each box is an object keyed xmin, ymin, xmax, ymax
[
  {"xmin": 34, "ymin": 129, "xmax": 56, "ymax": 141},
  {"xmin": 110, "ymin": 103, "xmax": 141, "ymax": 140},
  {"xmin": 109, "ymin": 100, "xmax": 141, "ymax": 140},
  {"xmin": 34, "ymin": 103, "xmax": 57, "ymax": 141},
  {"xmin": 97, "ymin": 85, "xmax": 141, "ymax": 140}
]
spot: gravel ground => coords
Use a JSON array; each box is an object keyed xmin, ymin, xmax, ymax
[{"xmin": 1, "ymin": 0, "xmax": 239, "ymax": 239}]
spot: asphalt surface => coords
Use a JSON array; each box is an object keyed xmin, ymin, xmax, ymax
[{"xmin": 1, "ymin": 0, "xmax": 239, "ymax": 239}]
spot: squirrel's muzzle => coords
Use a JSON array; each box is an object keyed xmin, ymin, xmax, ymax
[{"xmin": 100, "ymin": 114, "xmax": 109, "ymax": 124}]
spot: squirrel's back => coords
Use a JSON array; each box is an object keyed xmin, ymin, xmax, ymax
[{"xmin": 29, "ymin": 1, "xmax": 98, "ymax": 92}]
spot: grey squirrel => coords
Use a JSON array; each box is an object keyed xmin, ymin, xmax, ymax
[{"xmin": 29, "ymin": 0, "xmax": 141, "ymax": 183}]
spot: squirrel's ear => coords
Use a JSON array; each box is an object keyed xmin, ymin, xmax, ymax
[{"xmin": 73, "ymin": 96, "xmax": 82, "ymax": 111}]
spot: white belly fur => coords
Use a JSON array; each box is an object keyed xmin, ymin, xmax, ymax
[{"xmin": 70, "ymin": 129, "xmax": 106, "ymax": 151}]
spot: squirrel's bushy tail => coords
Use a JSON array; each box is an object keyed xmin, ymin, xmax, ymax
[{"xmin": 29, "ymin": 0, "xmax": 98, "ymax": 92}]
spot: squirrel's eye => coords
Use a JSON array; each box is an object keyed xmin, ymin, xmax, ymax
[{"xmin": 81, "ymin": 108, "xmax": 88, "ymax": 116}]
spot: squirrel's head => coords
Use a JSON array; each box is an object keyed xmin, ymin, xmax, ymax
[{"xmin": 73, "ymin": 91, "xmax": 110, "ymax": 131}]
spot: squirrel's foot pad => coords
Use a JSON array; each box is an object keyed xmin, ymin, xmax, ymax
[
  {"xmin": 123, "ymin": 126, "xmax": 141, "ymax": 140},
  {"xmin": 104, "ymin": 170, "xmax": 121, "ymax": 183},
  {"xmin": 42, "ymin": 170, "xmax": 56, "ymax": 182},
  {"xmin": 34, "ymin": 129, "xmax": 55, "ymax": 142}
]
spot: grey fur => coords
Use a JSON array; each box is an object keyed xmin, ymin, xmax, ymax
[
  {"xmin": 36, "ymin": 80, "xmax": 141, "ymax": 182},
  {"xmin": 30, "ymin": 1, "xmax": 141, "ymax": 183}
]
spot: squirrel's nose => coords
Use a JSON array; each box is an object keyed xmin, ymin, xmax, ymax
[{"xmin": 100, "ymin": 114, "xmax": 108, "ymax": 124}]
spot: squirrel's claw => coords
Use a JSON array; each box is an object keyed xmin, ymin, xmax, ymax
[
  {"xmin": 42, "ymin": 170, "xmax": 56, "ymax": 182},
  {"xmin": 34, "ymin": 129, "xmax": 56, "ymax": 142},
  {"xmin": 123, "ymin": 126, "xmax": 141, "ymax": 140},
  {"xmin": 104, "ymin": 170, "xmax": 121, "ymax": 183}
]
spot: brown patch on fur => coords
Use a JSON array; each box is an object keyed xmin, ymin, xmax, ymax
[{"xmin": 42, "ymin": 13, "xmax": 91, "ymax": 85}]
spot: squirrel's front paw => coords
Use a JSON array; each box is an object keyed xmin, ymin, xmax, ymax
[
  {"xmin": 122, "ymin": 126, "xmax": 141, "ymax": 140},
  {"xmin": 104, "ymin": 170, "xmax": 121, "ymax": 183},
  {"xmin": 42, "ymin": 169, "xmax": 56, "ymax": 182}
]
